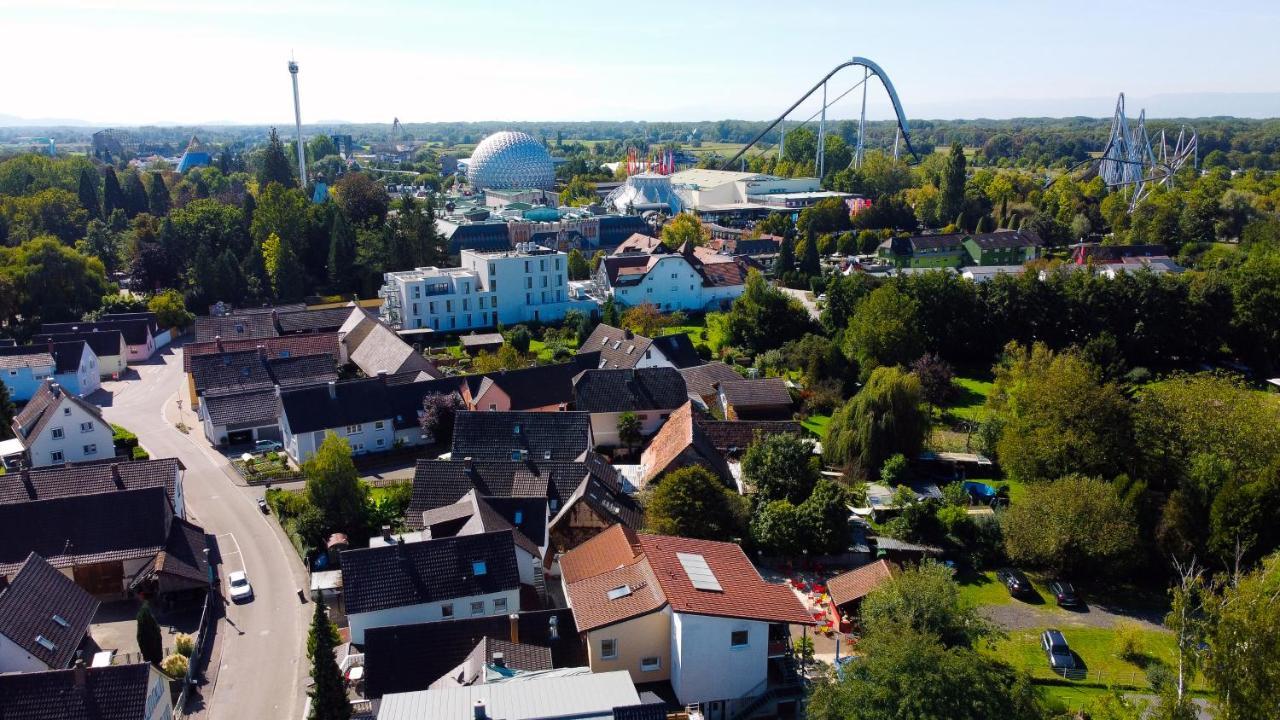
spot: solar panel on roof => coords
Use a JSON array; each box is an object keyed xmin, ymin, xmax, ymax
[{"xmin": 676, "ymin": 552, "xmax": 722, "ymax": 592}]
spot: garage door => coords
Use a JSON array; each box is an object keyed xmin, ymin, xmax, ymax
[
  {"xmin": 74, "ymin": 562, "xmax": 124, "ymax": 595},
  {"xmin": 255, "ymin": 425, "xmax": 283, "ymax": 442}
]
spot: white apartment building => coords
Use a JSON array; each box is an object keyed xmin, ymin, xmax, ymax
[{"xmin": 380, "ymin": 244, "xmax": 594, "ymax": 332}]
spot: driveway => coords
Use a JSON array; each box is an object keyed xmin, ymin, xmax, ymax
[
  {"xmin": 93, "ymin": 344, "xmax": 308, "ymax": 720},
  {"xmin": 777, "ymin": 286, "xmax": 820, "ymax": 321},
  {"xmin": 981, "ymin": 598, "xmax": 1166, "ymax": 631}
]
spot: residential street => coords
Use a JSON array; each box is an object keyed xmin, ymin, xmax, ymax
[{"xmin": 94, "ymin": 343, "xmax": 308, "ymax": 720}]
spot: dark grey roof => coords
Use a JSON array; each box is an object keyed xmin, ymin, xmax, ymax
[
  {"xmin": 0, "ymin": 553, "xmax": 99, "ymax": 669},
  {"xmin": 967, "ymin": 230, "xmax": 1042, "ymax": 250},
  {"xmin": 193, "ymin": 314, "xmax": 278, "ymax": 343},
  {"xmin": 678, "ymin": 362, "xmax": 741, "ymax": 398},
  {"xmin": 0, "ymin": 663, "xmax": 155, "ymax": 720},
  {"xmin": 613, "ymin": 702, "xmax": 671, "ymax": 720},
  {"xmin": 41, "ymin": 320, "xmax": 152, "ymax": 347},
  {"xmin": 340, "ymin": 531, "xmax": 520, "ymax": 615},
  {"xmin": 579, "ymin": 325, "xmax": 653, "ymax": 370},
  {"xmin": 280, "ymin": 376, "xmax": 466, "ymax": 435},
  {"xmin": 49, "ymin": 341, "xmax": 88, "ymax": 375},
  {"xmin": 268, "ymin": 353, "xmax": 338, "ymax": 388},
  {"xmin": 476, "ymin": 354, "xmax": 601, "ymax": 411},
  {"xmin": 362, "ymin": 609, "xmax": 583, "ymax": 698},
  {"xmin": 572, "ymin": 368, "xmax": 689, "ymax": 413},
  {"xmin": 0, "ymin": 487, "xmax": 173, "ymax": 576},
  {"xmin": 903, "ymin": 234, "xmax": 965, "ymax": 252},
  {"xmin": 0, "ymin": 458, "xmax": 181, "ymax": 507},
  {"xmin": 276, "ymin": 306, "xmax": 354, "ymax": 334},
  {"xmin": 33, "ymin": 332, "xmax": 126, "ymax": 361},
  {"xmin": 460, "ymin": 333, "xmax": 504, "ymax": 348},
  {"xmin": 99, "ymin": 312, "xmax": 160, "ymax": 335},
  {"xmin": 192, "ymin": 350, "xmax": 336, "ymax": 396},
  {"xmin": 649, "ymin": 334, "xmax": 701, "ymax": 369},
  {"xmin": 719, "ymin": 377, "xmax": 792, "ymax": 409},
  {"xmin": 451, "ymin": 411, "xmax": 592, "ymax": 463},
  {"xmin": 202, "ymin": 388, "xmax": 281, "ymax": 427}
]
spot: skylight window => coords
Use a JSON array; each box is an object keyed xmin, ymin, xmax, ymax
[
  {"xmin": 676, "ymin": 552, "xmax": 723, "ymax": 592},
  {"xmin": 473, "ymin": 561, "xmax": 488, "ymax": 576},
  {"xmin": 51, "ymin": 614, "xmax": 69, "ymax": 628},
  {"xmin": 513, "ymin": 424, "xmax": 521, "ymax": 435},
  {"xmin": 513, "ymin": 511, "xmax": 523, "ymax": 524},
  {"xmin": 35, "ymin": 635, "xmax": 56, "ymax": 651},
  {"xmin": 607, "ymin": 585, "xmax": 633, "ymax": 601}
]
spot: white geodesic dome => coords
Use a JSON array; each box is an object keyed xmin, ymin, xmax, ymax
[{"xmin": 466, "ymin": 131, "xmax": 555, "ymax": 190}]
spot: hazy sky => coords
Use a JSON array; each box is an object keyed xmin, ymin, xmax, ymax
[{"xmin": 3, "ymin": 0, "xmax": 1279, "ymax": 125}]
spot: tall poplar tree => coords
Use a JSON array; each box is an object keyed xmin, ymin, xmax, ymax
[
  {"xmin": 102, "ymin": 167, "xmax": 126, "ymax": 218},
  {"xmin": 940, "ymin": 142, "xmax": 967, "ymax": 225},
  {"xmin": 327, "ymin": 210, "xmax": 356, "ymax": 293},
  {"xmin": 147, "ymin": 172, "xmax": 171, "ymax": 217},
  {"xmin": 123, "ymin": 172, "xmax": 150, "ymax": 218},
  {"xmin": 260, "ymin": 127, "xmax": 295, "ymax": 188},
  {"xmin": 77, "ymin": 167, "xmax": 101, "ymax": 220},
  {"xmin": 307, "ymin": 597, "xmax": 351, "ymax": 720}
]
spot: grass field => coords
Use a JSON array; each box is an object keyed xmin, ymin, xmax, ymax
[
  {"xmin": 802, "ymin": 414, "xmax": 831, "ymax": 439},
  {"xmin": 947, "ymin": 376, "xmax": 994, "ymax": 422}
]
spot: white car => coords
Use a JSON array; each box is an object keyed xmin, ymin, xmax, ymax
[{"xmin": 227, "ymin": 570, "xmax": 254, "ymax": 602}]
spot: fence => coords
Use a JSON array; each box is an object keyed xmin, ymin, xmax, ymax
[{"xmin": 173, "ymin": 591, "xmax": 216, "ymax": 719}]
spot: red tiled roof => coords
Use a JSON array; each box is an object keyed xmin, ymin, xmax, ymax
[
  {"xmin": 826, "ymin": 559, "xmax": 896, "ymax": 608},
  {"xmin": 559, "ymin": 523, "xmax": 639, "ymax": 585},
  {"xmin": 182, "ymin": 332, "xmax": 341, "ymax": 372}
]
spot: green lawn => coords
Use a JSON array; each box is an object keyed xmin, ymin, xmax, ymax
[
  {"xmin": 956, "ymin": 569, "xmax": 1017, "ymax": 607},
  {"xmin": 947, "ymin": 376, "xmax": 993, "ymax": 422},
  {"xmin": 802, "ymin": 414, "xmax": 831, "ymax": 439},
  {"xmin": 989, "ymin": 626, "xmax": 1199, "ymax": 689}
]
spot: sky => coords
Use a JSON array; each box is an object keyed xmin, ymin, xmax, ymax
[{"xmin": 2, "ymin": 0, "xmax": 1279, "ymax": 126}]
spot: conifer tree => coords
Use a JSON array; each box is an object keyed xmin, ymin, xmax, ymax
[
  {"xmin": 775, "ymin": 236, "xmax": 796, "ymax": 277},
  {"xmin": 271, "ymin": 233, "xmax": 306, "ymax": 302},
  {"xmin": 260, "ymin": 127, "xmax": 295, "ymax": 188},
  {"xmin": 241, "ymin": 238, "xmax": 269, "ymax": 302},
  {"xmin": 940, "ymin": 142, "xmax": 967, "ymax": 223},
  {"xmin": 78, "ymin": 167, "xmax": 101, "ymax": 220},
  {"xmin": 327, "ymin": 210, "xmax": 356, "ymax": 293},
  {"xmin": 800, "ymin": 229, "xmax": 821, "ymax": 276},
  {"xmin": 147, "ymin": 172, "xmax": 171, "ymax": 217},
  {"xmin": 123, "ymin": 172, "xmax": 150, "ymax": 218},
  {"xmin": 102, "ymin": 167, "xmax": 125, "ymax": 218},
  {"xmin": 307, "ymin": 597, "xmax": 350, "ymax": 720},
  {"xmin": 136, "ymin": 603, "xmax": 163, "ymax": 666}
]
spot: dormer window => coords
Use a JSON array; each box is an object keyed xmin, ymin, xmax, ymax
[
  {"xmin": 512, "ymin": 424, "xmax": 521, "ymax": 435},
  {"xmin": 472, "ymin": 561, "xmax": 487, "ymax": 576}
]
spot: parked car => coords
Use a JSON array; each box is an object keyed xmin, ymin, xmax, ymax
[
  {"xmin": 255, "ymin": 439, "xmax": 283, "ymax": 453},
  {"xmin": 1041, "ymin": 629, "xmax": 1077, "ymax": 671},
  {"xmin": 1048, "ymin": 580, "xmax": 1080, "ymax": 607},
  {"xmin": 996, "ymin": 568, "xmax": 1034, "ymax": 598},
  {"xmin": 227, "ymin": 570, "xmax": 254, "ymax": 602}
]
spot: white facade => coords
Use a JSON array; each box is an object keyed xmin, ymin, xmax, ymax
[
  {"xmin": 602, "ymin": 255, "xmax": 745, "ymax": 313},
  {"xmin": 669, "ymin": 613, "xmax": 769, "ymax": 706},
  {"xmin": 346, "ymin": 587, "xmax": 520, "ymax": 644},
  {"xmin": 281, "ymin": 415, "xmax": 397, "ymax": 465},
  {"xmin": 381, "ymin": 246, "xmax": 594, "ymax": 332},
  {"xmin": 25, "ymin": 397, "xmax": 115, "ymax": 468},
  {"xmin": 0, "ymin": 632, "xmax": 53, "ymax": 673},
  {"xmin": 588, "ymin": 410, "xmax": 672, "ymax": 448}
]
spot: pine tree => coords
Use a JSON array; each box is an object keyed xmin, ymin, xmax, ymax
[
  {"xmin": 77, "ymin": 167, "xmax": 101, "ymax": 220},
  {"xmin": 602, "ymin": 296, "xmax": 620, "ymax": 327},
  {"xmin": 975, "ymin": 215, "xmax": 992, "ymax": 234},
  {"xmin": 327, "ymin": 211, "xmax": 356, "ymax": 293},
  {"xmin": 307, "ymin": 597, "xmax": 351, "ymax": 720},
  {"xmin": 800, "ymin": 229, "xmax": 821, "ymax": 276},
  {"xmin": 260, "ymin": 127, "xmax": 295, "ymax": 188},
  {"xmin": 241, "ymin": 192, "xmax": 257, "ymax": 232},
  {"xmin": 102, "ymin": 167, "xmax": 125, "ymax": 218},
  {"xmin": 940, "ymin": 142, "xmax": 967, "ymax": 224},
  {"xmin": 123, "ymin": 172, "xmax": 150, "ymax": 218},
  {"xmin": 136, "ymin": 603, "xmax": 163, "ymax": 666},
  {"xmin": 775, "ymin": 236, "xmax": 796, "ymax": 277},
  {"xmin": 241, "ymin": 238, "xmax": 269, "ymax": 302},
  {"xmin": 147, "ymin": 172, "xmax": 170, "ymax": 216}
]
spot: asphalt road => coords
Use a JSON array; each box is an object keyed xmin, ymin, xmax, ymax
[{"xmin": 95, "ymin": 344, "xmax": 307, "ymax": 720}]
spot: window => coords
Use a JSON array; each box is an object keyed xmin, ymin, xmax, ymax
[
  {"xmin": 346, "ymin": 424, "xmax": 363, "ymax": 434},
  {"xmin": 672, "ymin": 273, "xmax": 678, "ymax": 279},
  {"xmin": 541, "ymin": 276, "xmax": 548, "ymax": 288},
  {"xmin": 524, "ymin": 261, "xmax": 530, "ymax": 272},
  {"xmin": 526, "ymin": 293, "xmax": 531, "ymax": 304},
  {"xmin": 472, "ymin": 561, "xmax": 488, "ymax": 576},
  {"xmin": 600, "ymin": 639, "xmax": 618, "ymax": 659},
  {"xmin": 375, "ymin": 421, "xmax": 385, "ymax": 430},
  {"xmin": 441, "ymin": 603, "xmax": 454, "ymax": 618},
  {"xmin": 730, "ymin": 630, "xmax": 749, "ymax": 648},
  {"xmin": 84, "ymin": 444, "xmax": 97, "ymax": 455},
  {"xmin": 471, "ymin": 601, "xmax": 485, "ymax": 616},
  {"xmin": 6, "ymin": 369, "xmax": 15, "ymax": 376},
  {"xmin": 555, "ymin": 258, "xmax": 562, "ymax": 270},
  {"xmin": 63, "ymin": 407, "xmax": 72, "ymax": 416},
  {"xmin": 51, "ymin": 427, "xmax": 64, "ymax": 439},
  {"xmin": 491, "ymin": 280, "xmax": 497, "ymax": 291},
  {"xmin": 489, "ymin": 404, "xmax": 497, "ymax": 411},
  {"xmin": 50, "ymin": 451, "xmax": 64, "ymax": 463},
  {"xmin": 513, "ymin": 511, "xmax": 524, "ymax": 524},
  {"xmin": 494, "ymin": 597, "xmax": 508, "ymax": 612},
  {"xmin": 510, "ymin": 450, "xmax": 522, "ymax": 460},
  {"xmin": 549, "ymin": 498, "xmax": 559, "ymax": 511},
  {"xmin": 525, "ymin": 277, "xmax": 532, "ymax": 289},
  {"xmin": 376, "ymin": 438, "xmax": 386, "ymax": 447},
  {"xmin": 641, "ymin": 656, "xmax": 661, "ymax": 671},
  {"xmin": 412, "ymin": 302, "xmax": 419, "ymax": 315}
]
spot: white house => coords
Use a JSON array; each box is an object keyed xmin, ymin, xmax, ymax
[
  {"xmin": 577, "ymin": 324, "xmax": 702, "ymax": 370},
  {"xmin": 596, "ymin": 240, "xmax": 750, "ymax": 313},
  {"xmin": 561, "ymin": 526, "xmax": 814, "ymax": 719},
  {"xmin": 379, "ymin": 244, "xmax": 596, "ymax": 332},
  {"xmin": 9, "ymin": 380, "xmax": 115, "ymax": 468},
  {"xmin": 34, "ymin": 331, "xmax": 128, "ymax": 380},
  {"xmin": 340, "ymin": 530, "xmax": 524, "ymax": 644},
  {"xmin": 0, "ymin": 553, "xmax": 98, "ymax": 673}
]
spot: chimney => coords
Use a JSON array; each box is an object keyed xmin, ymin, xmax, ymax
[
  {"xmin": 464, "ymin": 456, "xmax": 473, "ymax": 473},
  {"xmin": 623, "ymin": 327, "xmax": 633, "ymax": 340},
  {"xmin": 474, "ymin": 701, "xmax": 486, "ymax": 720},
  {"xmin": 381, "ymin": 525, "xmax": 392, "ymax": 543},
  {"xmin": 47, "ymin": 339, "xmax": 55, "ymax": 355},
  {"xmin": 548, "ymin": 614, "xmax": 559, "ymax": 641},
  {"xmin": 257, "ymin": 344, "xmax": 267, "ymax": 361},
  {"xmin": 49, "ymin": 382, "xmax": 61, "ymax": 397},
  {"xmin": 491, "ymin": 652, "xmax": 505, "ymax": 669},
  {"xmin": 73, "ymin": 658, "xmax": 86, "ymax": 689},
  {"xmin": 508, "ymin": 613, "xmax": 519, "ymax": 644},
  {"xmin": 327, "ymin": 381, "xmax": 337, "ymax": 400},
  {"xmin": 110, "ymin": 463, "xmax": 123, "ymax": 488},
  {"xmin": 274, "ymin": 383, "xmax": 281, "ymax": 399},
  {"xmin": 377, "ymin": 370, "xmax": 388, "ymax": 385},
  {"xmin": 215, "ymin": 335, "xmax": 224, "ymax": 352}
]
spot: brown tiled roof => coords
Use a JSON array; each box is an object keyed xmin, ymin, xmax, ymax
[
  {"xmin": 0, "ymin": 346, "xmax": 55, "ymax": 371},
  {"xmin": 561, "ymin": 526, "xmax": 815, "ymax": 631},
  {"xmin": 639, "ymin": 402, "xmax": 730, "ymax": 487},
  {"xmin": 558, "ymin": 524, "xmax": 640, "ymax": 585},
  {"xmin": 696, "ymin": 419, "xmax": 802, "ymax": 452},
  {"xmin": 719, "ymin": 377, "xmax": 792, "ymax": 409},
  {"xmin": 678, "ymin": 362, "xmax": 740, "ymax": 398},
  {"xmin": 699, "ymin": 260, "xmax": 748, "ymax": 288},
  {"xmin": 636, "ymin": 534, "xmax": 814, "ymax": 625},
  {"xmin": 182, "ymin": 332, "xmax": 340, "ymax": 372},
  {"xmin": 0, "ymin": 662, "xmax": 155, "ymax": 720},
  {"xmin": 826, "ymin": 559, "xmax": 896, "ymax": 607},
  {"xmin": 612, "ymin": 233, "xmax": 666, "ymax": 255}
]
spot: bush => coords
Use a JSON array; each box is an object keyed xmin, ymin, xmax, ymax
[
  {"xmin": 131, "ymin": 446, "xmax": 150, "ymax": 460},
  {"xmin": 1145, "ymin": 661, "xmax": 1174, "ymax": 691},
  {"xmin": 265, "ymin": 488, "xmax": 312, "ymax": 520},
  {"xmin": 174, "ymin": 633, "xmax": 195, "ymax": 657},
  {"xmin": 880, "ymin": 453, "xmax": 909, "ymax": 485},
  {"xmin": 161, "ymin": 653, "xmax": 189, "ymax": 678},
  {"xmin": 1113, "ymin": 621, "xmax": 1145, "ymax": 662}
]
